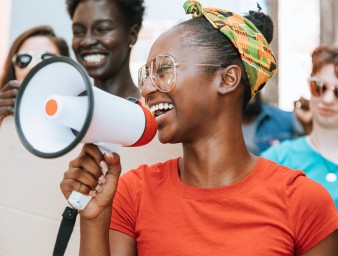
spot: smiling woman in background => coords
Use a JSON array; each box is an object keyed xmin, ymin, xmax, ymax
[
  {"xmin": 0, "ymin": 25, "xmax": 69, "ymax": 124},
  {"xmin": 66, "ymin": 0, "xmax": 143, "ymax": 99}
]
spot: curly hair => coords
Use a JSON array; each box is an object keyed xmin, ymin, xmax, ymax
[
  {"xmin": 0, "ymin": 25, "xmax": 69, "ymax": 89},
  {"xmin": 66, "ymin": 0, "xmax": 145, "ymax": 29}
]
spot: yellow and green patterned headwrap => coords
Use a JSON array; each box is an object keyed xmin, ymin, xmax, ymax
[{"xmin": 183, "ymin": 0, "xmax": 277, "ymax": 98}]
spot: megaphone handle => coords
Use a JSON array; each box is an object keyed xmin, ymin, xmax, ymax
[
  {"xmin": 68, "ymin": 191, "xmax": 92, "ymax": 211},
  {"xmin": 67, "ymin": 143, "xmax": 121, "ymax": 211}
]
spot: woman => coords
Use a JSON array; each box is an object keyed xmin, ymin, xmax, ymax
[
  {"xmin": 0, "ymin": 25, "xmax": 69, "ymax": 123},
  {"xmin": 66, "ymin": 0, "xmax": 144, "ymax": 99},
  {"xmin": 263, "ymin": 45, "xmax": 338, "ymax": 209},
  {"xmin": 60, "ymin": 1, "xmax": 338, "ymax": 255}
]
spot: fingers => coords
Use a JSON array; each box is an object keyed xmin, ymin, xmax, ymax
[
  {"xmin": 69, "ymin": 144, "xmax": 104, "ymax": 179},
  {"xmin": 0, "ymin": 81, "xmax": 19, "ymax": 118}
]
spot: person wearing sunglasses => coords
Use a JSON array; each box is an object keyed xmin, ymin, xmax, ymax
[
  {"xmin": 263, "ymin": 45, "xmax": 338, "ymax": 209},
  {"xmin": 0, "ymin": 25, "xmax": 69, "ymax": 124},
  {"xmin": 60, "ymin": 1, "xmax": 338, "ymax": 255}
]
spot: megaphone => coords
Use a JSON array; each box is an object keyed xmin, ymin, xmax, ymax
[{"xmin": 15, "ymin": 56, "xmax": 157, "ymax": 209}]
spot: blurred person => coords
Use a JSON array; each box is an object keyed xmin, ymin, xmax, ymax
[
  {"xmin": 240, "ymin": 8, "xmax": 304, "ymax": 155},
  {"xmin": 263, "ymin": 45, "xmax": 338, "ymax": 209},
  {"xmin": 0, "ymin": 25, "xmax": 69, "ymax": 124},
  {"xmin": 60, "ymin": 1, "xmax": 338, "ymax": 255},
  {"xmin": 242, "ymin": 91, "xmax": 304, "ymax": 155},
  {"xmin": 67, "ymin": 0, "xmax": 142, "ymax": 99}
]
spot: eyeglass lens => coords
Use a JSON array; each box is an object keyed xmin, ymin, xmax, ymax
[
  {"xmin": 139, "ymin": 55, "xmax": 176, "ymax": 92},
  {"xmin": 309, "ymin": 79, "xmax": 338, "ymax": 98}
]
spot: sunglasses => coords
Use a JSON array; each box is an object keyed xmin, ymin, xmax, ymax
[
  {"xmin": 308, "ymin": 77, "xmax": 338, "ymax": 98},
  {"xmin": 12, "ymin": 51, "xmax": 56, "ymax": 69},
  {"xmin": 138, "ymin": 55, "xmax": 223, "ymax": 93}
]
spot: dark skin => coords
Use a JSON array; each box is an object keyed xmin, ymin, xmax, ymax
[
  {"xmin": 0, "ymin": 80, "xmax": 20, "ymax": 121},
  {"xmin": 60, "ymin": 27, "xmax": 338, "ymax": 255},
  {"xmin": 71, "ymin": 0, "xmax": 140, "ymax": 99}
]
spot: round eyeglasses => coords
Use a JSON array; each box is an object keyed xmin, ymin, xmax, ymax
[{"xmin": 138, "ymin": 55, "xmax": 223, "ymax": 93}]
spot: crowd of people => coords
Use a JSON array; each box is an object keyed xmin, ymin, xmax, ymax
[{"xmin": 0, "ymin": 0, "xmax": 337, "ymax": 255}]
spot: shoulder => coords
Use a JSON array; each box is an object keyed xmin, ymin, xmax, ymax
[
  {"xmin": 261, "ymin": 136, "xmax": 307, "ymax": 160},
  {"xmin": 118, "ymin": 158, "xmax": 178, "ymax": 190},
  {"xmin": 257, "ymin": 158, "xmax": 338, "ymax": 254}
]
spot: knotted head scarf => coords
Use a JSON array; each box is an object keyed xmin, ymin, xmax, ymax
[{"xmin": 183, "ymin": 0, "xmax": 277, "ymax": 98}]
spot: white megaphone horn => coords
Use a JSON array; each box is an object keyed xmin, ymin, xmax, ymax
[{"xmin": 15, "ymin": 56, "xmax": 157, "ymax": 210}]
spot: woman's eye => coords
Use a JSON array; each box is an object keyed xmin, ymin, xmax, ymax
[
  {"xmin": 96, "ymin": 27, "xmax": 111, "ymax": 33},
  {"xmin": 72, "ymin": 29, "xmax": 85, "ymax": 37},
  {"xmin": 158, "ymin": 65, "xmax": 172, "ymax": 75}
]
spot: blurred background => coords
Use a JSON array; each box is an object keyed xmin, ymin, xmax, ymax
[
  {"xmin": 1, "ymin": 0, "xmax": 337, "ymax": 111},
  {"xmin": 0, "ymin": 1, "xmax": 337, "ymax": 255}
]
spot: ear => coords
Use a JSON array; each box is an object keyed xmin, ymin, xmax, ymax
[
  {"xmin": 217, "ymin": 65, "xmax": 242, "ymax": 95},
  {"xmin": 129, "ymin": 24, "xmax": 140, "ymax": 47}
]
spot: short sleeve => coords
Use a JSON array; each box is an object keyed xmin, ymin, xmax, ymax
[
  {"xmin": 110, "ymin": 168, "xmax": 143, "ymax": 238},
  {"xmin": 288, "ymin": 175, "xmax": 338, "ymax": 255}
]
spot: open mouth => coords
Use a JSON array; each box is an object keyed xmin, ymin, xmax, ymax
[
  {"xmin": 83, "ymin": 54, "xmax": 106, "ymax": 63},
  {"xmin": 150, "ymin": 102, "xmax": 174, "ymax": 118}
]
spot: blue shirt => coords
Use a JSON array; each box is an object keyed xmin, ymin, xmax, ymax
[
  {"xmin": 262, "ymin": 136, "xmax": 338, "ymax": 209},
  {"xmin": 242, "ymin": 103, "xmax": 303, "ymax": 155}
]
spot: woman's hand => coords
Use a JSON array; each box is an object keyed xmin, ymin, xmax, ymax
[
  {"xmin": 294, "ymin": 97, "xmax": 313, "ymax": 135},
  {"xmin": 0, "ymin": 80, "xmax": 20, "ymax": 120},
  {"xmin": 60, "ymin": 143, "xmax": 122, "ymax": 220}
]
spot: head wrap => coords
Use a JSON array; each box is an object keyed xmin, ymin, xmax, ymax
[{"xmin": 183, "ymin": 0, "xmax": 277, "ymax": 98}]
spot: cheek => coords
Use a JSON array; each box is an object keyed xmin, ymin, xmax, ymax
[{"xmin": 15, "ymin": 69, "xmax": 30, "ymax": 82}]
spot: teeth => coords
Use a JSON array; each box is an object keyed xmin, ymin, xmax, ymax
[
  {"xmin": 150, "ymin": 103, "xmax": 174, "ymax": 115},
  {"xmin": 84, "ymin": 54, "xmax": 105, "ymax": 63}
]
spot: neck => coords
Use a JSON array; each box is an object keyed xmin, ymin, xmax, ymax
[
  {"xmin": 310, "ymin": 125, "xmax": 338, "ymax": 164},
  {"xmin": 179, "ymin": 121, "xmax": 257, "ymax": 188},
  {"xmin": 93, "ymin": 69, "xmax": 140, "ymax": 99}
]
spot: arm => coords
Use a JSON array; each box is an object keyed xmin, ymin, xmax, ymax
[
  {"xmin": 60, "ymin": 144, "xmax": 131, "ymax": 255},
  {"xmin": 301, "ymin": 229, "xmax": 338, "ymax": 256}
]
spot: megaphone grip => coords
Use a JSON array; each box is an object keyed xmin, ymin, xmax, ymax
[
  {"xmin": 68, "ymin": 191, "xmax": 92, "ymax": 211},
  {"xmin": 130, "ymin": 102, "xmax": 158, "ymax": 147}
]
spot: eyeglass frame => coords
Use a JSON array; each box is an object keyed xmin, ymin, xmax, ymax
[
  {"xmin": 138, "ymin": 54, "xmax": 224, "ymax": 93},
  {"xmin": 11, "ymin": 51, "xmax": 57, "ymax": 70},
  {"xmin": 308, "ymin": 77, "xmax": 338, "ymax": 98}
]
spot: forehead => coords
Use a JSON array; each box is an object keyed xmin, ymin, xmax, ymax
[
  {"xmin": 315, "ymin": 64, "xmax": 338, "ymax": 83},
  {"xmin": 19, "ymin": 36, "xmax": 59, "ymax": 53},
  {"xmin": 73, "ymin": 0, "xmax": 123, "ymax": 24},
  {"xmin": 148, "ymin": 27, "xmax": 198, "ymax": 63}
]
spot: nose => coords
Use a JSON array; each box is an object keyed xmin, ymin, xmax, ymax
[
  {"xmin": 139, "ymin": 68, "xmax": 158, "ymax": 99},
  {"xmin": 322, "ymin": 87, "xmax": 337, "ymax": 104},
  {"xmin": 80, "ymin": 32, "xmax": 98, "ymax": 48}
]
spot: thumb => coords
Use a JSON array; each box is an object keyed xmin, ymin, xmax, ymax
[{"xmin": 103, "ymin": 152, "xmax": 122, "ymax": 179}]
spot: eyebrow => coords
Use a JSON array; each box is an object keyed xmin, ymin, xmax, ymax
[{"xmin": 72, "ymin": 19, "xmax": 114, "ymax": 27}]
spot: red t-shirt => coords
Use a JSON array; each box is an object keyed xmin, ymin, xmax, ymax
[{"xmin": 110, "ymin": 157, "xmax": 338, "ymax": 255}]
